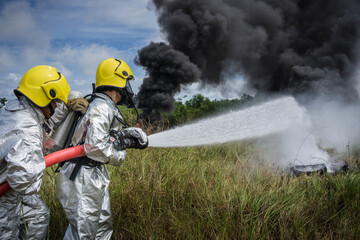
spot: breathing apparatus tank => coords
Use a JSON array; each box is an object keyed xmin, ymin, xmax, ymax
[{"xmin": 50, "ymin": 91, "xmax": 83, "ymax": 152}]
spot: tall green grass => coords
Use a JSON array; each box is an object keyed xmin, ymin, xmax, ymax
[{"xmin": 40, "ymin": 142, "xmax": 360, "ymax": 239}]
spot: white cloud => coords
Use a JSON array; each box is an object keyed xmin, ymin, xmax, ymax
[
  {"xmin": 42, "ymin": 0, "xmax": 158, "ymax": 30},
  {"xmin": 53, "ymin": 44, "xmax": 122, "ymax": 76},
  {"xmin": 0, "ymin": 47, "xmax": 16, "ymax": 70},
  {"xmin": 0, "ymin": 0, "xmax": 48, "ymax": 44},
  {"xmin": 0, "ymin": 73, "xmax": 23, "ymax": 99},
  {"xmin": 21, "ymin": 46, "xmax": 51, "ymax": 66},
  {"xmin": 7, "ymin": 73, "xmax": 22, "ymax": 83},
  {"xmin": 32, "ymin": 0, "xmax": 159, "ymax": 43},
  {"xmin": 0, "ymin": 0, "xmax": 161, "ymax": 99},
  {"xmin": 0, "ymin": 0, "xmax": 51, "ymax": 89},
  {"xmin": 49, "ymin": 43, "xmax": 140, "ymax": 95},
  {"xmin": 72, "ymin": 79, "xmax": 89, "ymax": 86}
]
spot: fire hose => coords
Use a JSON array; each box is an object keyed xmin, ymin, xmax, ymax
[{"xmin": 0, "ymin": 145, "xmax": 85, "ymax": 198}]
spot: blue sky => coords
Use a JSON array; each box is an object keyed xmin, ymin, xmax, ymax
[
  {"xmin": 0, "ymin": 0, "xmax": 250, "ymax": 101},
  {"xmin": 0, "ymin": 0, "xmax": 162, "ymax": 99}
]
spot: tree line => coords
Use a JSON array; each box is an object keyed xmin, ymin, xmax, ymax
[{"xmin": 162, "ymin": 93, "xmax": 254, "ymax": 127}]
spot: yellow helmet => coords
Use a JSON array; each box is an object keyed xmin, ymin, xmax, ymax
[
  {"xmin": 96, "ymin": 58, "xmax": 134, "ymax": 89},
  {"xmin": 14, "ymin": 65, "xmax": 71, "ymax": 107}
]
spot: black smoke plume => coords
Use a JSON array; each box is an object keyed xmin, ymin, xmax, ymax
[
  {"xmin": 135, "ymin": 42, "xmax": 200, "ymax": 121},
  {"xmin": 136, "ymin": 0, "xmax": 360, "ymax": 119}
]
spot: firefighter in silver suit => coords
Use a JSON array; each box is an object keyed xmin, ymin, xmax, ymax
[
  {"xmin": 56, "ymin": 58, "xmax": 148, "ymax": 240},
  {"xmin": 0, "ymin": 65, "xmax": 71, "ymax": 239}
]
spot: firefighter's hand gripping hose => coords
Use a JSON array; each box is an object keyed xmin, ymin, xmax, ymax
[
  {"xmin": 0, "ymin": 145, "xmax": 85, "ymax": 197},
  {"xmin": 122, "ymin": 127, "xmax": 149, "ymax": 148},
  {"xmin": 110, "ymin": 127, "xmax": 149, "ymax": 150}
]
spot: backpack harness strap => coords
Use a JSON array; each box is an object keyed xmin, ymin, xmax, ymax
[
  {"xmin": 68, "ymin": 156, "xmax": 103, "ymax": 181},
  {"xmin": 56, "ymin": 93, "xmax": 125, "ymax": 181}
]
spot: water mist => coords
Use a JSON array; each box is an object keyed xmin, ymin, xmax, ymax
[{"xmin": 149, "ymin": 96, "xmax": 351, "ymax": 172}]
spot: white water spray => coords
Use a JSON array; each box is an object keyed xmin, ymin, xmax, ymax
[
  {"xmin": 149, "ymin": 96, "xmax": 308, "ymax": 147},
  {"xmin": 148, "ymin": 96, "xmax": 347, "ymax": 172}
]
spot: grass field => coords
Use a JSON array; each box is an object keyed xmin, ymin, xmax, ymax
[{"xmin": 40, "ymin": 142, "xmax": 360, "ymax": 239}]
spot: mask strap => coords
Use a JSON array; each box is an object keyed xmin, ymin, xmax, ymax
[{"xmin": 48, "ymin": 102, "xmax": 55, "ymax": 116}]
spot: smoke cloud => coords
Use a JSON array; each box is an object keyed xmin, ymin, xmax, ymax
[
  {"xmin": 136, "ymin": 0, "xmax": 360, "ymax": 119},
  {"xmin": 135, "ymin": 42, "xmax": 200, "ymax": 120}
]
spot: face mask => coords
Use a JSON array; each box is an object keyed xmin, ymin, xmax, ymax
[{"xmin": 117, "ymin": 81, "xmax": 137, "ymax": 108}]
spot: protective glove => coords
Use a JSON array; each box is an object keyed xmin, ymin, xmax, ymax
[
  {"xmin": 67, "ymin": 98, "xmax": 89, "ymax": 115},
  {"xmin": 122, "ymin": 127, "xmax": 149, "ymax": 149},
  {"xmin": 110, "ymin": 128, "xmax": 149, "ymax": 150},
  {"xmin": 110, "ymin": 130, "xmax": 127, "ymax": 151}
]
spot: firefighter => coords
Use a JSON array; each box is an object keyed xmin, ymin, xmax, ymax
[
  {"xmin": 56, "ymin": 58, "xmax": 148, "ymax": 240},
  {"xmin": 0, "ymin": 65, "xmax": 72, "ymax": 239}
]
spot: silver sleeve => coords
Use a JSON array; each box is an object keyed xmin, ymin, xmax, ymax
[
  {"xmin": 6, "ymin": 137, "xmax": 45, "ymax": 195},
  {"xmin": 81, "ymin": 104, "xmax": 126, "ymax": 166}
]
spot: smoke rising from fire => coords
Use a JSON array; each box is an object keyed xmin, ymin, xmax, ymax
[
  {"xmin": 136, "ymin": 0, "xmax": 360, "ymax": 118},
  {"xmin": 135, "ymin": 42, "xmax": 200, "ymax": 120}
]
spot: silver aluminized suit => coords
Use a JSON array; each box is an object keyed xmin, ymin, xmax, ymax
[
  {"xmin": 56, "ymin": 93, "xmax": 127, "ymax": 240},
  {"xmin": 0, "ymin": 97, "xmax": 50, "ymax": 239}
]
